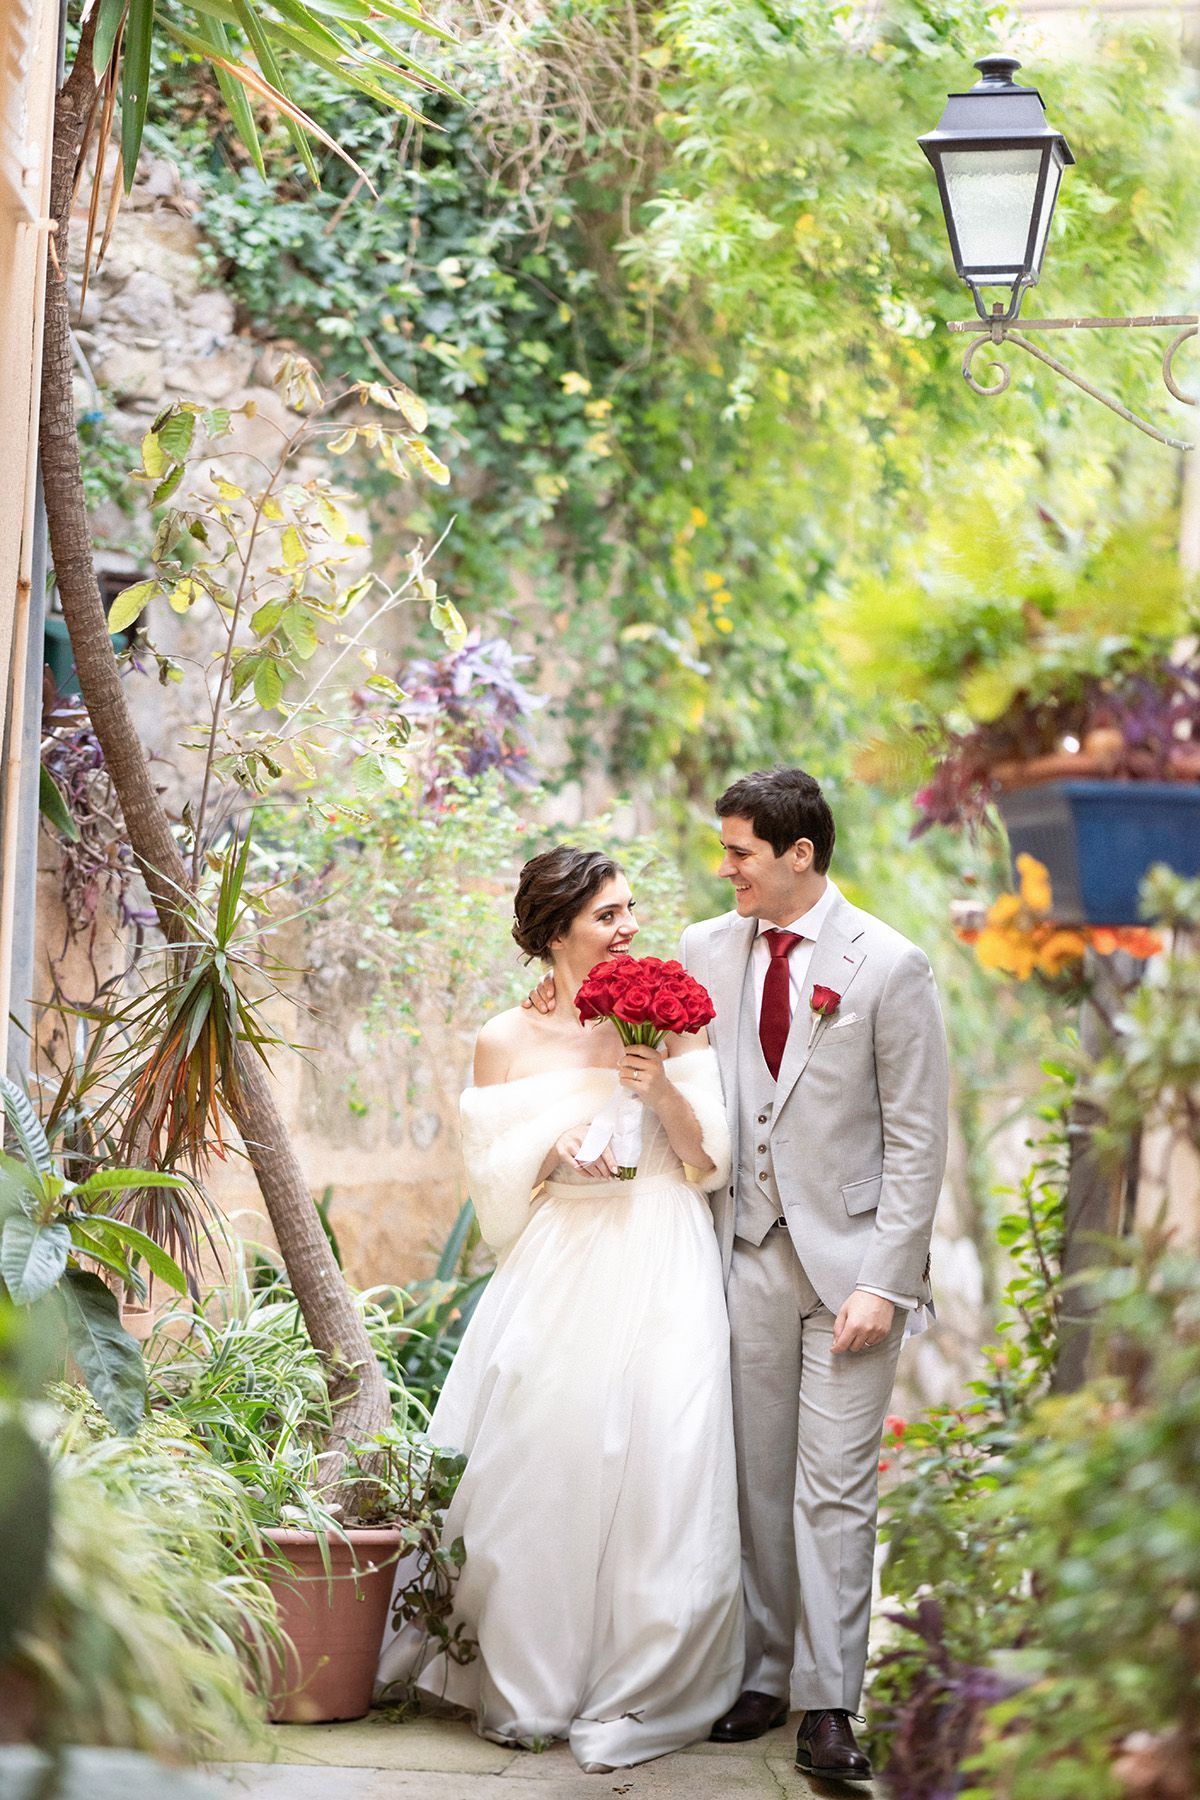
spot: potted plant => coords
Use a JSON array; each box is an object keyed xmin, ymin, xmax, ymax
[
  {"xmin": 831, "ymin": 513, "xmax": 1200, "ymax": 924},
  {"xmin": 145, "ymin": 1274, "xmax": 469, "ymax": 1724}
]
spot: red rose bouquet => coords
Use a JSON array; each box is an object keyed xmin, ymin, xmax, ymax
[{"xmin": 574, "ymin": 956, "xmax": 716, "ymax": 1177}]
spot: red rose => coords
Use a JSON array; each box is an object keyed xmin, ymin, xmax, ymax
[
  {"xmin": 653, "ymin": 993, "xmax": 689, "ymax": 1033},
  {"xmin": 613, "ymin": 983, "xmax": 655, "ymax": 1024},
  {"xmin": 810, "ymin": 985, "xmax": 841, "ymax": 1018},
  {"xmin": 686, "ymin": 990, "xmax": 716, "ymax": 1030}
]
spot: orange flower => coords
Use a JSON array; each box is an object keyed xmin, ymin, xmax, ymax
[{"xmin": 1091, "ymin": 926, "xmax": 1163, "ymax": 959}]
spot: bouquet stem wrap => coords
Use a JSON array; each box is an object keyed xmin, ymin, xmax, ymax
[
  {"xmin": 574, "ymin": 959, "xmax": 717, "ymax": 1179},
  {"xmin": 576, "ymin": 1022, "xmax": 665, "ymax": 1179}
]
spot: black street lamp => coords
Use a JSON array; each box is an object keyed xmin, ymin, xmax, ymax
[
  {"xmin": 919, "ymin": 53, "xmax": 1196, "ymax": 451},
  {"xmin": 919, "ymin": 54, "xmax": 1074, "ymax": 326}
]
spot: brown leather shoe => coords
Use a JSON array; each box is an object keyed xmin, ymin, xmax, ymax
[
  {"xmin": 794, "ymin": 1710, "xmax": 873, "ymax": 1781},
  {"xmin": 709, "ymin": 1689, "xmax": 789, "ymax": 1742}
]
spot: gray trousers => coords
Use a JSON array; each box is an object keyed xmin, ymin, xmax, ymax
[{"xmin": 727, "ymin": 1224, "xmax": 905, "ymax": 1712}]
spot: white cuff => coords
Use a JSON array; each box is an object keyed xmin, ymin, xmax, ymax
[{"xmin": 857, "ymin": 1284, "xmax": 917, "ymax": 1310}]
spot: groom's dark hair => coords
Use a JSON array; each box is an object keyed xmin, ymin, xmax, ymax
[{"xmin": 716, "ymin": 769, "xmax": 835, "ymax": 872}]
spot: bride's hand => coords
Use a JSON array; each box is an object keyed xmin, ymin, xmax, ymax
[
  {"xmin": 552, "ymin": 1123, "xmax": 618, "ymax": 1180},
  {"xmin": 619, "ymin": 1044, "xmax": 670, "ymax": 1109}
]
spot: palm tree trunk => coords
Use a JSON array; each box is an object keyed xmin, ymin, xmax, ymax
[{"xmin": 38, "ymin": 17, "xmax": 390, "ymax": 1501}]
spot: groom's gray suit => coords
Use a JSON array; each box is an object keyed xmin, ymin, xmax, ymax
[{"xmin": 681, "ymin": 883, "xmax": 949, "ymax": 1713}]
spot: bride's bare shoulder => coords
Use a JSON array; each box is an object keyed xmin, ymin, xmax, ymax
[{"xmin": 473, "ymin": 1007, "xmax": 540, "ymax": 1086}]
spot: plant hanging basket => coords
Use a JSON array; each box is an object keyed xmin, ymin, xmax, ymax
[{"xmin": 996, "ymin": 779, "xmax": 1200, "ymax": 925}]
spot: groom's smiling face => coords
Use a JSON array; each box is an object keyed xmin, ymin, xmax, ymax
[{"xmin": 718, "ymin": 816, "xmax": 814, "ymax": 924}]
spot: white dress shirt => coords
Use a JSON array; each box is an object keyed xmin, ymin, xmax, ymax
[{"xmin": 756, "ymin": 882, "xmax": 917, "ymax": 1314}]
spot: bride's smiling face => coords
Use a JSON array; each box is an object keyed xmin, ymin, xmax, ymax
[{"xmin": 554, "ymin": 874, "xmax": 639, "ymax": 972}]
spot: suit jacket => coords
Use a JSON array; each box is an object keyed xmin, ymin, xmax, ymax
[{"xmin": 680, "ymin": 891, "xmax": 949, "ymax": 1312}]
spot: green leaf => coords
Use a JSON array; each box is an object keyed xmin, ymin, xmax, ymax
[
  {"xmin": 187, "ymin": 13, "xmax": 267, "ymax": 181},
  {"xmin": 152, "ymin": 462, "xmax": 185, "ymax": 506},
  {"xmin": 1, "ymin": 1216, "xmax": 71, "ymax": 1305},
  {"xmin": 254, "ymin": 657, "xmax": 285, "ymax": 711},
  {"xmin": 70, "ymin": 1169, "xmax": 190, "ymax": 1202},
  {"xmin": 352, "ymin": 752, "xmax": 386, "ymax": 796},
  {"xmin": 74, "ymin": 1219, "xmax": 188, "ymax": 1296},
  {"xmin": 62, "ymin": 1270, "xmax": 146, "ymax": 1435},
  {"xmin": 39, "ymin": 766, "xmax": 80, "ymax": 843},
  {"xmin": 156, "ymin": 409, "xmax": 196, "ymax": 461},
  {"xmin": 281, "ymin": 604, "xmax": 319, "ymax": 660},
  {"xmin": 430, "ymin": 596, "xmax": 467, "ymax": 651},
  {"xmin": 0, "ymin": 1076, "xmax": 52, "ymax": 1175},
  {"xmin": 230, "ymin": 0, "xmax": 320, "ymax": 184},
  {"xmin": 121, "ymin": 0, "xmax": 157, "ymax": 193},
  {"xmin": 251, "ymin": 599, "xmax": 287, "ymax": 638},
  {"xmin": 92, "ymin": 0, "xmax": 127, "ymax": 75},
  {"xmin": 107, "ymin": 579, "xmax": 158, "ymax": 635}
]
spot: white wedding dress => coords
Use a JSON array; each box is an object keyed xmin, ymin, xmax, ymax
[{"xmin": 377, "ymin": 1048, "xmax": 743, "ymax": 1770}]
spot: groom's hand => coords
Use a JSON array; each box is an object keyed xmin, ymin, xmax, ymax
[
  {"xmin": 521, "ymin": 972, "xmax": 557, "ymax": 1014},
  {"xmin": 832, "ymin": 1290, "xmax": 895, "ymax": 1354}
]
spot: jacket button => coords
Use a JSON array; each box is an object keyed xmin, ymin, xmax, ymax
[
  {"xmin": 757, "ymin": 1114, "xmax": 768, "ymax": 1124},
  {"xmin": 758, "ymin": 1172, "xmax": 769, "ymax": 1183},
  {"xmin": 757, "ymin": 1144, "xmax": 767, "ymax": 1154}
]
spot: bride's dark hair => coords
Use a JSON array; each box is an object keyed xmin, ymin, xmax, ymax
[{"xmin": 512, "ymin": 846, "xmax": 623, "ymax": 963}]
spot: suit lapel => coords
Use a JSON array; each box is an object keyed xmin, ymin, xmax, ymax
[
  {"xmin": 773, "ymin": 899, "xmax": 866, "ymax": 1115},
  {"xmin": 705, "ymin": 913, "xmax": 756, "ymax": 1049}
]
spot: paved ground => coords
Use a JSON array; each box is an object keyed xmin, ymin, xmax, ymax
[{"xmin": 212, "ymin": 1711, "xmax": 877, "ymax": 1800}]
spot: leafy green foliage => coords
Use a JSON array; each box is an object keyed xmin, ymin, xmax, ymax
[
  {"xmin": 961, "ymin": 1245, "xmax": 1200, "ymax": 1797},
  {"xmin": 0, "ymin": 1071, "xmax": 195, "ymax": 1432},
  {"xmin": 869, "ymin": 1059, "xmax": 1072, "ymax": 1787},
  {"xmin": 149, "ymin": 2, "xmax": 1200, "ymax": 872},
  {"xmin": 16, "ymin": 1390, "xmax": 280, "ymax": 1761}
]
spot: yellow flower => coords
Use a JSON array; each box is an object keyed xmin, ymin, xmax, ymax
[
  {"xmin": 714, "ymin": 615, "xmax": 734, "ymax": 634},
  {"xmin": 584, "ymin": 397, "xmax": 613, "ymax": 420},
  {"xmin": 974, "ymin": 926, "xmax": 1038, "ymax": 980},
  {"xmin": 1035, "ymin": 930, "xmax": 1088, "ymax": 978},
  {"xmin": 561, "ymin": 370, "xmax": 592, "ymax": 396},
  {"xmin": 701, "ymin": 570, "xmax": 724, "ymax": 591},
  {"xmin": 1016, "ymin": 854, "xmax": 1053, "ymax": 915},
  {"xmin": 689, "ymin": 506, "xmax": 708, "ymax": 528},
  {"xmin": 986, "ymin": 893, "xmax": 1023, "ymax": 929}
]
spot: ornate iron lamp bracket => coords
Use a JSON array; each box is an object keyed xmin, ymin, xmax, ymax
[{"xmin": 948, "ymin": 310, "xmax": 1199, "ymax": 451}]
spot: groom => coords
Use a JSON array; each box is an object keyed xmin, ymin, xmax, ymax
[
  {"xmin": 526, "ymin": 766, "xmax": 948, "ymax": 1781},
  {"xmin": 689, "ymin": 768, "xmax": 948, "ymax": 1782}
]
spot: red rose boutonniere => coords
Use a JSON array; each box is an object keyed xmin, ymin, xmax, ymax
[{"xmin": 807, "ymin": 984, "xmax": 841, "ymax": 1049}]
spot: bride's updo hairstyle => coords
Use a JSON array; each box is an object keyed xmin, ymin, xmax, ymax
[{"xmin": 512, "ymin": 846, "xmax": 622, "ymax": 963}]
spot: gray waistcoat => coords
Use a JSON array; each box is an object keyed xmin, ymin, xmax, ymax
[{"xmin": 734, "ymin": 955, "xmax": 786, "ymax": 1245}]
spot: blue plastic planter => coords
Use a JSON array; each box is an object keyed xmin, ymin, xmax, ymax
[{"xmin": 996, "ymin": 780, "xmax": 1200, "ymax": 925}]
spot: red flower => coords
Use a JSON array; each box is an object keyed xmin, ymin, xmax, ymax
[
  {"xmin": 884, "ymin": 1414, "xmax": 907, "ymax": 1442},
  {"xmin": 612, "ymin": 982, "xmax": 656, "ymax": 1024},
  {"xmin": 810, "ymin": 985, "xmax": 841, "ymax": 1018},
  {"xmin": 653, "ymin": 993, "xmax": 690, "ymax": 1034},
  {"xmin": 575, "ymin": 956, "xmax": 717, "ymax": 1039}
]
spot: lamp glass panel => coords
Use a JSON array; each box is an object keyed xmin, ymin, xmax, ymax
[
  {"xmin": 941, "ymin": 147, "xmax": 1043, "ymax": 281},
  {"xmin": 1030, "ymin": 156, "xmax": 1062, "ymax": 276}
]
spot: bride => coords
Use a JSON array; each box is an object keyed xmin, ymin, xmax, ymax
[{"xmin": 377, "ymin": 845, "xmax": 742, "ymax": 1772}]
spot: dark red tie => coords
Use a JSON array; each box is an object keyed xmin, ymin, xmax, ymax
[{"xmin": 759, "ymin": 929, "xmax": 802, "ymax": 1080}]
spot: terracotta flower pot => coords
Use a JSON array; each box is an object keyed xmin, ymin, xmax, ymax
[
  {"xmin": 0, "ymin": 1662, "xmax": 40, "ymax": 1742},
  {"xmin": 262, "ymin": 1526, "xmax": 401, "ymax": 1724}
]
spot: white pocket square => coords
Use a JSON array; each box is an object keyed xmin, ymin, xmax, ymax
[{"xmin": 828, "ymin": 1012, "xmax": 861, "ymax": 1029}]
